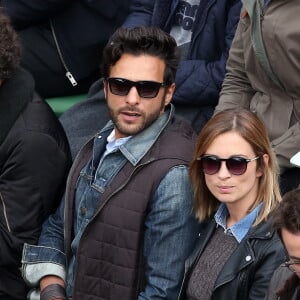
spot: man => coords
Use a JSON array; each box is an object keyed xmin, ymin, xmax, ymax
[
  {"xmin": 22, "ymin": 26, "xmax": 199, "ymax": 300},
  {"xmin": 0, "ymin": 9, "xmax": 71, "ymax": 300},
  {"xmin": 265, "ymin": 188, "xmax": 300, "ymax": 300},
  {"xmin": 60, "ymin": 0, "xmax": 242, "ymax": 159}
]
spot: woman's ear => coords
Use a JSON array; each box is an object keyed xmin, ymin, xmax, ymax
[{"xmin": 257, "ymin": 154, "xmax": 269, "ymax": 177}]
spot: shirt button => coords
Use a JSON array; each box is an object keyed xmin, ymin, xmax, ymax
[
  {"xmin": 81, "ymin": 207, "xmax": 87, "ymax": 216},
  {"xmin": 245, "ymin": 255, "xmax": 251, "ymax": 262}
]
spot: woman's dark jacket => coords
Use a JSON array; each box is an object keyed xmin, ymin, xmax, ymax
[
  {"xmin": 179, "ymin": 218, "xmax": 286, "ymax": 300},
  {"xmin": 0, "ymin": 68, "xmax": 71, "ymax": 299}
]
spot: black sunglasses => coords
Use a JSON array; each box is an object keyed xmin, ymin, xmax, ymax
[
  {"xmin": 106, "ymin": 77, "xmax": 169, "ymax": 99},
  {"xmin": 197, "ymin": 155, "xmax": 260, "ymax": 176}
]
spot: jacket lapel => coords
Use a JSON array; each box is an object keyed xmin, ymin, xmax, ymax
[{"xmin": 214, "ymin": 220, "xmax": 273, "ymax": 289}]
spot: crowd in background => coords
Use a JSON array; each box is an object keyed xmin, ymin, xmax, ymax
[{"xmin": 0, "ymin": 0, "xmax": 299, "ymax": 299}]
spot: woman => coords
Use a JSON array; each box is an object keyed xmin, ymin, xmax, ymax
[
  {"xmin": 216, "ymin": 0, "xmax": 300, "ymax": 194},
  {"xmin": 0, "ymin": 10, "xmax": 71, "ymax": 299},
  {"xmin": 179, "ymin": 109, "xmax": 286, "ymax": 299}
]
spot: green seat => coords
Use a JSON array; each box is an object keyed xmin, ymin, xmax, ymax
[{"xmin": 46, "ymin": 94, "xmax": 86, "ymax": 117}]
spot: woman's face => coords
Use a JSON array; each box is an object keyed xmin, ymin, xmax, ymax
[{"xmin": 203, "ymin": 131, "xmax": 263, "ymax": 215}]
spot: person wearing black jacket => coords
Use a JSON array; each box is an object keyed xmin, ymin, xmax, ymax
[
  {"xmin": 0, "ymin": 10, "xmax": 71, "ymax": 299},
  {"xmin": 0, "ymin": 0, "xmax": 130, "ymax": 97}
]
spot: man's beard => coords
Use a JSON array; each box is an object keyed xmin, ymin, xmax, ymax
[{"xmin": 107, "ymin": 95, "xmax": 166, "ymax": 137}]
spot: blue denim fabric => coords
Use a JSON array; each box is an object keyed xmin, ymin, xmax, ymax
[
  {"xmin": 214, "ymin": 203, "xmax": 263, "ymax": 243},
  {"xmin": 22, "ymin": 105, "xmax": 199, "ymax": 299}
]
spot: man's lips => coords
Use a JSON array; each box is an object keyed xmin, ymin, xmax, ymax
[
  {"xmin": 119, "ymin": 110, "xmax": 142, "ymax": 122},
  {"xmin": 121, "ymin": 111, "xmax": 141, "ymax": 117}
]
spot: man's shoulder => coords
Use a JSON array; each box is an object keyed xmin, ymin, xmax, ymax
[
  {"xmin": 147, "ymin": 115, "xmax": 196, "ymax": 164},
  {"xmin": 162, "ymin": 114, "xmax": 197, "ymax": 146}
]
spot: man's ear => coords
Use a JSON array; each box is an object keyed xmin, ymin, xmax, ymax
[
  {"xmin": 164, "ymin": 83, "xmax": 175, "ymax": 106},
  {"xmin": 103, "ymin": 79, "xmax": 108, "ymax": 99}
]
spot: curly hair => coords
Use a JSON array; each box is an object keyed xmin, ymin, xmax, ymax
[{"xmin": 0, "ymin": 8, "xmax": 21, "ymax": 79}]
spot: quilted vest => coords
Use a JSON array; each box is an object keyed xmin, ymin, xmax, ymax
[{"xmin": 64, "ymin": 116, "xmax": 196, "ymax": 300}]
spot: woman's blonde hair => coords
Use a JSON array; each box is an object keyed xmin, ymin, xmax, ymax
[{"xmin": 189, "ymin": 109, "xmax": 281, "ymax": 224}]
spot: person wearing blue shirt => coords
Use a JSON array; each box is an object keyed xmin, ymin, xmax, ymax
[
  {"xmin": 179, "ymin": 109, "xmax": 286, "ymax": 299},
  {"xmin": 21, "ymin": 26, "xmax": 199, "ymax": 300}
]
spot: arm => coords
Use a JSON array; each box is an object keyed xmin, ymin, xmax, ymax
[
  {"xmin": 0, "ymin": 130, "xmax": 68, "ymax": 269},
  {"xmin": 216, "ymin": 16, "xmax": 256, "ymax": 113},
  {"xmin": 22, "ymin": 198, "xmax": 67, "ymax": 288},
  {"xmin": 138, "ymin": 166, "xmax": 199, "ymax": 300},
  {"xmin": 0, "ymin": 0, "xmax": 73, "ymax": 28},
  {"xmin": 271, "ymin": 122, "xmax": 300, "ymax": 171}
]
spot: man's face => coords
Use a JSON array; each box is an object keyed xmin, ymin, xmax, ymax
[
  {"xmin": 282, "ymin": 227, "xmax": 300, "ymax": 277},
  {"xmin": 104, "ymin": 53, "xmax": 175, "ymax": 139}
]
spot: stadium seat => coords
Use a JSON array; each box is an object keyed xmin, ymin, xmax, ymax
[{"xmin": 46, "ymin": 94, "xmax": 86, "ymax": 116}]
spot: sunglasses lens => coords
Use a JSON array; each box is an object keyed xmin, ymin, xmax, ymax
[
  {"xmin": 226, "ymin": 158, "xmax": 247, "ymax": 175},
  {"xmin": 107, "ymin": 78, "xmax": 164, "ymax": 98},
  {"xmin": 108, "ymin": 78, "xmax": 131, "ymax": 96},
  {"xmin": 137, "ymin": 81, "xmax": 161, "ymax": 98},
  {"xmin": 200, "ymin": 157, "xmax": 221, "ymax": 175}
]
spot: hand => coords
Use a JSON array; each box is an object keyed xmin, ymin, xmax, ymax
[
  {"xmin": 40, "ymin": 275, "xmax": 65, "ymax": 290},
  {"xmin": 40, "ymin": 276, "xmax": 66, "ymax": 300}
]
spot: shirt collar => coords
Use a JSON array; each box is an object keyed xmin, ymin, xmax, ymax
[
  {"xmin": 214, "ymin": 203, "xmax": 263, "ymax": 243},
  {"xmin": 118, "ymin": 104, "xmax": 174, "ymax": 166},
  {"xmin": 95, "ymin": 104, "xmax": 174, "ymax": 166},
  {"xmin": 103, "ymin": 130, "xmax": 132, "ymax": 157}
]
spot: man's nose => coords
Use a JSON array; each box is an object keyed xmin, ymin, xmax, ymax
[{"xmin": 125, "ymin": 86, "xmax": 141, "ymax": 105}]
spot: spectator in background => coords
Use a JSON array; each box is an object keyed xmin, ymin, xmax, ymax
[
  {"xmin": 179, "ymin": 109, "xmax": 285, "ymax": 299},
  {"xmin": 265, "ymin": 188, "xmax": 300, "ymax": 300},
  {"xmin": 123, "ymin": 0, "xmax": 242, "ymax": 131},
  {"xmin": 216, "ymin": 0, "xmax": 300, "ymax": 194},
  {"xmin": 21, "ymin": 26, "xmax": 199, "ymax": 300},
  {"xmin": 60, "ymin": 0, "xmax": 242, "ymax": 159},
  {"xmin": 0, "ymin": 0, "xmax": 131, "ymax": 98},
  {"xmin": 0, "ymin": 9, "xmax": 71, "ymax": 300}
]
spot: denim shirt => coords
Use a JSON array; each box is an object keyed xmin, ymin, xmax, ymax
[
  {"xmin": 22, "ymin": 105, "xmax": 199, "ymax": 299},
  {"xmin": 214, "ymin": 203, "xmax": 263, "ymax": 243}
]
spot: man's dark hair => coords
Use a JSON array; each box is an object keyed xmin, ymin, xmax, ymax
[
  {"xmin": 272, "ymin": 188, "xmax": 300, "ymax": 235},
  {"xmin": 0, "ymin": 9, "xmax": 21, "ymax": 79},
  {"xmin": 101, "ymin": 26, "xmax": 179, "ymax": 84}
]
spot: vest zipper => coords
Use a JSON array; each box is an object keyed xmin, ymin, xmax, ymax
[
  {"xmin": 0, "ymin": 191, "xmax": 11, "ymax": 232},
  {"xmin": 50, "ymin": 20, "xmax": 78, "ymax": 87}
]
